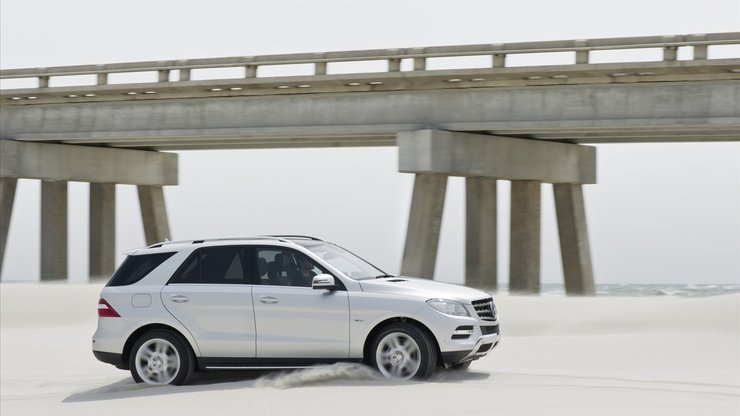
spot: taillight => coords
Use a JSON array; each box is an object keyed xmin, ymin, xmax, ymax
[{"xmin": 98, "ymin": 298, "xmax": 120, "ymax": 317}]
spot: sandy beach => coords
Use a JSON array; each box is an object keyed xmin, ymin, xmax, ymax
[{"xmin": 1, "ymin": 283, "xmax": 738, "ymax": 415}]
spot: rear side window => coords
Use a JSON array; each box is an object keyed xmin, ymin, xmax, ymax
[
  {"xmin": 106, "ymin": 252, "xmax": 176, "ymax": 287},
  {"xmin": 170, "ymin": 246, "xmax": 259, "ymax": 284}
]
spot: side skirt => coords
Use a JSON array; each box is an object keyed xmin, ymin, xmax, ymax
[{"xmin": 198, "ymin": 357, "xmax": 364, "ymax": 371}]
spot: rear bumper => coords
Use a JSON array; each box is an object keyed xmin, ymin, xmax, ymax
[{"xmin": 93, "ymin": 350, "xmax": 127, "ymax": 370}]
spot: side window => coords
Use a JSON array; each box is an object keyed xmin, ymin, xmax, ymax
[
  {"xmin": 106, "ymin": 252, "xmax": 176, "ymax": 286},
  {"xmin": 201, "ymin": 247, "xmax": 243, "ymax": 284},
  {"xmin": 256, "ymin": 247, "xmax": 326, "ymax": 288},
  {"xmin": 170, "ymin": 247, "xmax": 258, "ymax": 284},
  {"xmin": 174, "ymin": 253, "xmax": 200, "ymax": 283}
]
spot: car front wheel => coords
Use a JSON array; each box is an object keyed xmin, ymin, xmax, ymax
[
  {"xmin": 129, "ymin": 330, "xmax": 193, "ymax": 385},
  {"xmin": 370, "ymin": 323, "xmax": 437, "ymax": 380}
]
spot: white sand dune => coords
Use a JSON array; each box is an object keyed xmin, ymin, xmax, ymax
[{"xmin": 1, "ymin": 283, "xmax": 738, "ymax": 415}]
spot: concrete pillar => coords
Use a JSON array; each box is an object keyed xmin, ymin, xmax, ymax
[
  {"xmin": 509, "ymin": 180, "xmax": 541, "ymax": 294},
  {"xmin": 137, "ymin": 185, "xmax": 171, "ymax": 245},
  {"xmin": 245, "ymin": 65, "xmax": 257, "ymax": 78},
  {"xmin": 465, "ymin": 177, "xmax": 497, "ymax": 290},
  {"xmin": 315, "ymin": 61, "xmax": 327, "ymax": 75},
  {"xmin": 89, "ymin": 183, "xmax": 116, "ymax": 280},
  {"xmin": 401, "ymin": 173, "xmax": 447, "ymax": 279},
  {"xmin": 158, "ymin": 70, "xmax": 170, "ymax": 82},
  {"xmin": 554, "ymin": 184, "xmax": 595, "ymax": 295},
  {"xmin": 492, "ymin": 54, "xmax": 506, "ymax": 68},
  {"xmin": 0, "ymin": 177, "xmax": 18, "ymax": 274},
  {"xmin": 41, "ymin": 180, "xmax": 67, "ymax": 281}
]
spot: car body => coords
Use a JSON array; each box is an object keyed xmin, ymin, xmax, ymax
[{"xmin": 92, "ymin": 236, "xmax": 500, "ymax": 384}]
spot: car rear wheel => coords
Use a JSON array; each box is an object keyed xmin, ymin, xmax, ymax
[
  {"xmin": 129, "ymin": 330, "xmax": 193, "ymax": 385},
  {"xmin": 370, "ymin": 323, "xmax": 437, "ymax": 380}
]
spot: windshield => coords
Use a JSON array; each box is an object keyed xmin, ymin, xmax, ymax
[{"xmin": 304, "ymin": 243, "xmax": 386, "ymax": 280}]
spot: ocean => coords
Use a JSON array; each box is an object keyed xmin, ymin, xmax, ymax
[{"xmin": 531, "ymin": 283, "xmax": 740, "ymax": 297}]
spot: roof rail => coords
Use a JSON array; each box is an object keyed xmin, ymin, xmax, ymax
[
  {"xmin": 266, "ymin": 235, "xmax": 323, "ymax": 241},
  {"xmin": 145, "ymin": 235, "xmax": 298, "ymax": 248}
]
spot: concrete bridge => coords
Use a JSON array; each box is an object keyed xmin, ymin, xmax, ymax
[{"xmin": 2, "ymin": 33, "xmax": 739, "ymax": 294}]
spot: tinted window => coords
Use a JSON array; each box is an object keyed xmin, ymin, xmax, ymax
[
  {"xmin": 170, "ymin": 247, "xmax": 258, "ymax": 284},
  {"xmin": 257, "ymin": 247, "xmax": 326, "ymax": 287},
  {"xmin": 174, "ymin": 253, "xmax": 200, "ymax": 284},
  {"xmin": 201, "ymin": 246, "xmax": 244, "ymax": 284},
  {"xmin": 107, "ymin": 252, "xmax": 176, "ymax": 287}
]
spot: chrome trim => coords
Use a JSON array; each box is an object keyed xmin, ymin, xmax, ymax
[
  {"xmin": 451, "ymin": 333, "xmax": 501, "ymax": 364},
  {"xmin": 204, "ymin": 365, "xmax": 316, "ymax": 370}
]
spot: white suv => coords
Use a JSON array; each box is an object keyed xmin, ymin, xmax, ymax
[{"xmin": 92, "ymin": 236, "xmax": 500, "ymax": 384}]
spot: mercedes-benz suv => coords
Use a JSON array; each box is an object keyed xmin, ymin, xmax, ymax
[{"xmin": 92, "ymin": 236, "xmax": 500, "ymax": 384}]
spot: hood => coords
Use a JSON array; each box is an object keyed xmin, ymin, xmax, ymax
[{"xmin": 358, "ymin": 276, "xmax": 491, "ymax": 303}]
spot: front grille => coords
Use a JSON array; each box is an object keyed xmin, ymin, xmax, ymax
[
  {"xmin": 472, "ymin": 298, "xmax": 497, "ymax": 321},
  {"xmin": 481, "ymin": 325, "xmax": 499, "ymax": 335}
]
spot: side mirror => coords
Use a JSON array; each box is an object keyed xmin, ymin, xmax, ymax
[{"xmin": 312, "ymin": 274, "xmax": 337, "ymax": 290}]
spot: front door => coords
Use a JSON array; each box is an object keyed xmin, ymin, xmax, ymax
[{"xmin": 252, "ymin": 247, "xmax": 350, "ymax": 358}]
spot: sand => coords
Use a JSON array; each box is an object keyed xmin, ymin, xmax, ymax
[{"xmin": 1, "ymin": 283, "xmax": 738, "ymax": 416}]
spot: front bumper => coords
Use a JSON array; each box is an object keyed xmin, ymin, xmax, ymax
[
  {"xmin": 414, "ymin": 302, "xmax": 501, "ymax": 364},
  {"xmin": 441, "ymin": 331, "xmax": 500, "ymax": 365}
]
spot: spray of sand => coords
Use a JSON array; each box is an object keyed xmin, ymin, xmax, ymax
[{"xmin": 254, "ymin": 363, "xmax": 383, "ymax": 389}]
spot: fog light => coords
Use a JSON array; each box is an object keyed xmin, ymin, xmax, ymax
[{"xmin": 452, "ymin": 325, "xmax": 474, "ymax": 339}]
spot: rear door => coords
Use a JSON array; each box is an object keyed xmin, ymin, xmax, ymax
[{"xmin": 161, "ymin": 246, "xmax": 258, "ymax": 358}]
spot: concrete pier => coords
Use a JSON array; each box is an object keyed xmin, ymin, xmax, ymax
[
  {"xmin": 0, "ymin": 140, "xmax": 177, "ymax": 281},
  {"xmin": 465, "ymin": 177, "xmax": 498, "ymax": 290},
  {"xmin": 399, "ymin": 130, "xmax": 596, "ymax": 292},
  {"xmin": 509, "ymin": 180, "xmax": 541, "ymax": 294},
  {"xmin": 89, "ymin": 183, "xmax": 116, "ymax": 280},
  {"xmin": 138, "ymin": 186, "xmax": 171, "ymax": 245},
  {"xmin": 0, "ymin": 177, "xmax": 18, "ymax": 273},
  {"xmin": 554, "ymin": 184, "xmax": 595, "ymax": 295},
  {"xmin": 401, "ymin": 173, "xmax": 448, "ymax": 279},
  {"xmin": 40, "ymin": 180, "xmax": 67, "ymax": 281}
]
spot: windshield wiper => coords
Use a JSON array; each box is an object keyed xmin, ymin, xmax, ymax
[{"xmin": 375, "ymin": 274, "xmax": 395, "ymax": 279}]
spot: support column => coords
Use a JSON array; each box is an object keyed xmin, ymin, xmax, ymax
[
  {"xmin": 509, "ymin": 180, "xmax": 541, "ymax": 294},
  {"xmin": 89, "ymin": 183, "xmax": 116, "ymax": 280},
  {"xmin": 401, "ymin": 173, "xmax": 447, "ymax": 279},
  {"xmin": 554, "ymin": 184, "xmax": 595, "ymax": 295},
  {"xmin": 465, "ymin": 177, "xmax": 497, "ymax": 290},
  {"xmin": 41, "ymin": 180, "xmax": 67, "ymax": 281},
  {"xmin": 137, "ymin": 186, "xmax": 171, "ymax": 245},
  {"xmin": 0, "ymin": 177, "xmax": 18, "ymax": 274}
]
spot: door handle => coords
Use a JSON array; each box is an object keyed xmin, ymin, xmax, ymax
[
  {"xmin": 169, "ymin": 294, "xmax": 189, "ymax": 303},
  {"xmin": 259, "ymin": 295, "xmax": 278, "ymax": 304}
]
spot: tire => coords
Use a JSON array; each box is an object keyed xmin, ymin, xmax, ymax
[
  {"xmin": 370, "ymin": 323, "xmax": 437, "ymax": 380},
  {"xmin": 449, "ymin": 361, "xmax": 472, "ymax": 371},
  {"xmin": 129, "ymin": 329, "xmax": 193, "ymax": 385}
]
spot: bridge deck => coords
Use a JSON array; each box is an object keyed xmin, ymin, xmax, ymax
[{"xmin": 1, "ymin": 33, "xmax": 739, "ymax": 147}]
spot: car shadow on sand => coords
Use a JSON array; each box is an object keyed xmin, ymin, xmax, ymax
[{"xmin": 63, "ymin": 364, "xmax": 490, "ymax": 402}]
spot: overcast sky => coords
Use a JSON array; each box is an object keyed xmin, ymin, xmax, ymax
[{"xmin": 1, "ymin": 0, "xmax": 739, "ymax": 284}]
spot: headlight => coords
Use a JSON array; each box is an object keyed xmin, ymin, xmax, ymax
[{"xmin": 426, "ymin": 299, "xmax": 470, "ymax": 317}]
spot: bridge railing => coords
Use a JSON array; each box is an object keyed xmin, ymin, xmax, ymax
[{"xmin": 1, "ymin": 32, "xmax": 739, "ymax": 89}]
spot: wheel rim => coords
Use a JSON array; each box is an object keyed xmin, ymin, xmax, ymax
[
  {"xmin": 375, "ymin": 332, "xmax": 421, "ymax": 379},
  {"xmin": 134, "ymin": 338, "xmax": 180, "ymax": 385}
]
